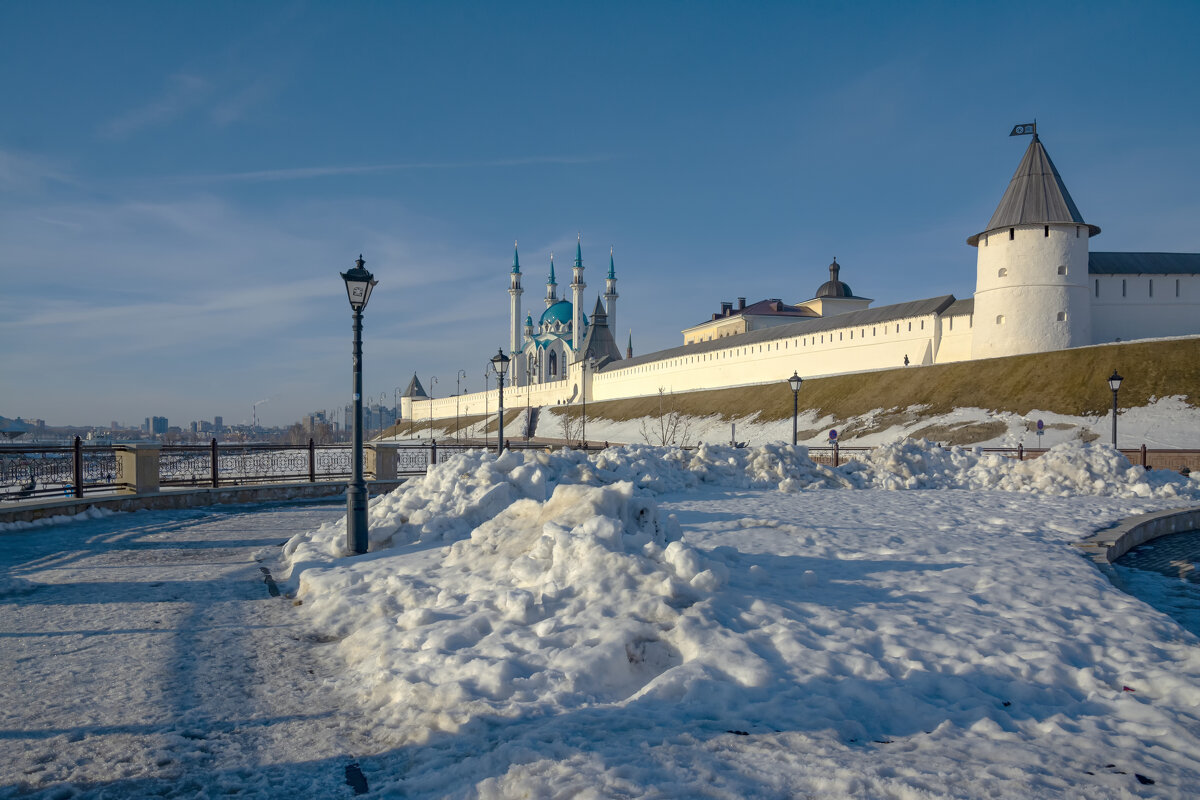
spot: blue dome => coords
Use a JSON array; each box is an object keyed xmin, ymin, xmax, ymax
[{"xmin": 539, "ymin": 300, "xmax": 587, "ymax": 329}]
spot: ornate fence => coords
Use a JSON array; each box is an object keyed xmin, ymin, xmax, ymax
[
  {"xmin": 3, "ymin": 437, "xmax": 1195, "ymax": 504},
  {"xmin": 0, "ymin": 439, "xmax": 122, "ymax": 501}
]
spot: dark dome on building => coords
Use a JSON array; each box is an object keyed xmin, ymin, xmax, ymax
[{"xmin": 815, "ymin": 259, "xmax": 853, "ymax": 298}]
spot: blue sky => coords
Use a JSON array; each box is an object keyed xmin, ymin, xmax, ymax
[{"xmin": 2, "ymin": 1, "xmax": 1198, "ymax": 428}]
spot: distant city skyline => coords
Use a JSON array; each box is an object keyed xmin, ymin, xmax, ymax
[{"xmin": 3, "ymin": 2, "xmax": 1198, "ymax": 426}]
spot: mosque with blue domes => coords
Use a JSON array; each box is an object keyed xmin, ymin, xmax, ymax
[{"xmin": 507, "ymin": 235, "xmax": 625, "ymax": 389}]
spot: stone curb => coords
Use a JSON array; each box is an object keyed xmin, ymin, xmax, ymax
[
  {"xmin": 1075, "ymin": 505, "xmax": 1200, "ymax": 564},
  {"xmin": 0, "ymin": 479, "xmax": 408, "ymax": 525}
]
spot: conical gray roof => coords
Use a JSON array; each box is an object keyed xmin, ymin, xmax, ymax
[
  {"xmin": 968, "ymin": 136, "xmax": 1100, "ymax": 246},
  {"xmin": 401, "ymin": 374, "xmax": 428, "ymax": 398}
]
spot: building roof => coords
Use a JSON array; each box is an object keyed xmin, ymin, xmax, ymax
[
  {"xmin": 540, "ymin": 299, "xmax": 586, "ymax": 328},
  {"xmin": 607, "ymin": 295, "xmax": 958, "ymax": 373},
  {"xmin": 968, "ymin": 135, "xmax": 1100, "ymax": 246},
  {"xmin": 1088, "ymin": 252, "xmax": 1200, "ymax": 275},
  {"xmin": 578, "ymin": 297, "xmax": 624, "ymax": 367},
  {"xmin": 401, "ymin": 374, "xmax": 428, "ymax": 398},
  {"xmin": 814, "ymin": 258, "xmax": 865, "ymax": 299},
  {"xmin": 943, "ymin": 297, "xmax": 975, "ymax": 316}
]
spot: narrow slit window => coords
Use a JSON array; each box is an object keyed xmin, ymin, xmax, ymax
[
  {"xmin": 1044, "ymin": 225, "xmax": 1049, "ymax": 237},
  {"xmin": 1177, "ymin": 279, "xmax": 1181, "ymax": 297},
  {"xmin": 1122, "ymin": 279, "xmax": 1127, "ymax": 297},
  {"xmin": 1149, "ymin": 279, "xmax": 1154, "ymax": 297},
  {"xmin": 1057, "ymin": 265, "xmax": 1067, "ymax": 275},
  {"xmin": 1095, "ymin": 279, "xmax": 1099, "ymax": 297},
  {"xmin": 996, "ymin": 315, "xmax": 1005, "ymax": 325},
  {"xmin": 1009, "ymin": 228, "xmax": 1015, "ymax": 240}
]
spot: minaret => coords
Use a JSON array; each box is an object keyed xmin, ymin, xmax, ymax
[
  {"xmin": 968, "ymin": 131, "xmax": 1097, "ymax": 359},
  {"xmin": 545, "ymin": 253, "xmax": 558, "ymax": 308},
  {"xmin": 509, "ymin": 241, "xmax": 523, "ymax": 356},
  {"xmin": 604, "ymin": 246, "xmax": 618, "ymax": 339},
  {"xmin": 571, "ymin": 234, "xmax": 586, "ymax": 352}
]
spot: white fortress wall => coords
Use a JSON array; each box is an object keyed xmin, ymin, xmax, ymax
[
  {"xmin": 1091, "ymin": 273, "xmax": 1200, "ymax": 343},
  {"xmin": 933, "ymin": 309, "xmax": 974, "ymax": 364},
  {"xmin": 406, "ymin": 377, "xmax": 575, "ymax": 424},
  {"xmin": 592, "ymin": 311, "xmax": 943, "ymax": 403}
]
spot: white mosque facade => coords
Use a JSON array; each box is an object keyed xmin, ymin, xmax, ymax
[{"xmin": 401, "ymin": 133, "xmax": 1200, "ymax": 427}]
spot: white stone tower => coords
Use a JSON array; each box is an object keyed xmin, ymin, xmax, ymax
[
  {"xmin": 968, "ymin": 132, "xmax": 1098, "ymax": 359},
  {"xmin": 571, "ymin": 234, "xmax": 586, "ymax": 351},
  {"xmin": 604, "ymin": 246, "xmax": 618, "ymax": 339},
  {"xmin": 545, "ymin": 253, "xmax": 558, "ymax": 308},
  {"xmin": 509, "ymin": 242, "xmax": 523, "ymax": 355}
]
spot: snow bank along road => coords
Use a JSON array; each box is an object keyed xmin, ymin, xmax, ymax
[{"xmin": 4, "ymin": 440, "xmax": 1200, "ymax": 798}]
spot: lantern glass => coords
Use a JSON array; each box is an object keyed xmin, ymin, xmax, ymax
[
  {"xmin": 491, "ymin": 348, "xmax": 511, "ymax": 377},
  {"xmin": 1107, "ymin": 370, "xmax": 1123, "ymax": 392},
  {"xmin": 788, "ymin": 372, "xmax": 803, "ymax": 392},
  {"xmin": 340, "ymin": 255, "xmax": 378, "ymax": 312}
]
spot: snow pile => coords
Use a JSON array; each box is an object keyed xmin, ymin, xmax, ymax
[
  {"xmin": 292, "ymin": 480, "xmax": 732, "ymax": 741},
  {"xmin": 285, "ymin": 440, "xmax": 1196, "ymax": 566},
  {"xmin": 283, "ymin": 443, "xmax": 841, "ymax": 564},
  {"xmin": 848, "ymin": 439, "xmax": 1196, "ymax": 498}
]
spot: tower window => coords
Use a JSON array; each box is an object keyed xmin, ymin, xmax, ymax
[
  {"xmin": 1122, "ymin": 279, "xmax": 1127, "ymax": 297},
  {"xmin": 1044, "ymin": 225, "xmax": 1049, "ymax": 237},
  {"xmin": 1149, "ymin": 279, "xmax": 1154, "ymax": 297},
  {"xmin": 1076, "ymin": 226, "xmax": 1081, "ymax": 238},
  {"xmin": 1177, "ymin": 279, "xmax": 1181, "ymax": 297},
  {"xmin": 1095, "ymin": 279, "xmax": 1099, "ymax": 297},
  {"xmin": 1057, "ymin": 265, "xmax": 1067, "ymax": 275},
  {"xmin": 996, "ymin": 315, "xmax": 1005, "ymax": 325},
  {"xmin": 1057, "ymin": 311, "xmax": 1066, "ymax": 321},
  {"xmin": 998, "ymin": 267, "xmax": 1008, "ymax": 277},
  {"xmin": 1009, "ymin": 228, "xmax": 1015, "ymax": 240}
]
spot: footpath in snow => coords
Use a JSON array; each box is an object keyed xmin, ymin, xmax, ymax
[{"xmin": 275, "ymin": 440, "xmax": 1200, "ymax": 798}]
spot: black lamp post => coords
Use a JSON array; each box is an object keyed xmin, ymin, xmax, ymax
[
  {"xmin": 491, "ymin": 349, "xmax": 510, "ymax": 455},
  {"xmin": 788, "ymin": 372, "xmax": 803, "ymax": 445},
  {"xmin": 428, "ymin": 376, "xmax": 437, "ymax": 441},
  {"xmin": 1108, "ymin": 369, "xmax": 1123, "ymax": 448},
  {"xmin": 340, "ymin": 254, "xmax": 377, "ymax": 555}
]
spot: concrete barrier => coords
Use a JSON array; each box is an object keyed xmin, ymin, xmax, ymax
[
  {"xmin": 1075, "ymin": 505, "xmax": 1200, "ymax": 564},
  {"xmin": 0, "ymin": 479, "xmax": 407, "ymax": 525}
]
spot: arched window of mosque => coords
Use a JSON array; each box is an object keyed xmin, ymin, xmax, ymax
[
  {"xmin": 998, "ymin": 268, "xmax": 1008, "ymax": 278},
  {"xmin": 1057, "ymin": 265, "xmax": 1067, "ymax": 275},
  {"xmin": 549, "ymin": 351, "xmax": 558, "ymax": 376}
]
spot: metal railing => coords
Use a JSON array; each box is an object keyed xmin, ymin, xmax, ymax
[
  {"xmin": 4, "ymin": 437, "xmax": 1195, "ymax": 504},
  {"xmin": 0, "ymin": 438, "xmax": 121, "ymax": 501}
]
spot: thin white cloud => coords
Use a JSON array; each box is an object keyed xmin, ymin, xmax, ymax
[
  {"xmin": 169, "ymin": 154, "xmax": 617, "ymax": 184},
  {"xmin": 99, "ymin": 74, "xmax": 212, "ymax": 139}
]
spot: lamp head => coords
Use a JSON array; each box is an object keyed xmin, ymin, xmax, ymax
[
  {"xmin": 340, "ymin": 254, "xmax": 378, "ymax": 312},
  {"xmin": 1108, "ymin": 369, "xmax": 1123, "ymax": 392},
  {"xmin": 491, "ymin": 348, "xmax": 511, "ymax": 377},
  {"xmin": 788, "ymin": 371, "xmax": 803, "ymax": 393}
]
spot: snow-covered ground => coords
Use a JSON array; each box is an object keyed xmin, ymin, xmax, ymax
[
  {"xmin": 3, "ymin": 441, "xmax": 1200, "ymax": 797},
  {"xmin": 392, "ymin": 395, "xmax": 1200, "ymax": 449},
  {"xmin": 274, "ymin": 441, "xmax": 1200, "ymax": 797}
]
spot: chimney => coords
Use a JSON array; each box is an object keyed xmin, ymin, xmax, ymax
[
  {"xmin": 737, "ymin": 297, "xmax": 746, "ymax": 310},
  {"xmin": 721, "ymin": 301, "xmax": 733, "ymax": 316}
]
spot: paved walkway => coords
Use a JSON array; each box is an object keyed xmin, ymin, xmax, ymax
[{"xmin": 0, "ymin": 502, "xmax": 384, "ymax": 798}]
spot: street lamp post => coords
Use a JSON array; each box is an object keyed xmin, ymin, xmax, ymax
[
  {"xmin": 491, "ymin": 349, "xmax": 510, "ymax": 455},
  {"xmin": 483, "ymin": 369, "xmax": 490, "ymax": 449},
  {"xmin": 580, "ymin": 357, "xmax": 595, "ymax": 448},
  {"xmin": 428, "ymin": 376, "xmax": 437, "ymax": 442},
  {"xmin": 394, "ymin": 387, "xmax": 402, "ymax": 436},
  {"xmin": 1108, "ymin": 369, "xmax": 1123, "ymax": 448},
  {"xmin": 788, "ymin": 372, "xmax": 803, "ymax": 445},
  {"xmin": 379, "ymin": 392, "xmax": 387, "ymax": 440},
  {"xmin": 525, "ymin": 352, "xmax": 539, "ymax": 441},
  {"xmin": 456, "ymin": 369, "xmax": 467, "ymax": 443},
  {"xmin": 340, "ymin": 254, "xmax": 378, "ymax": 555}
]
